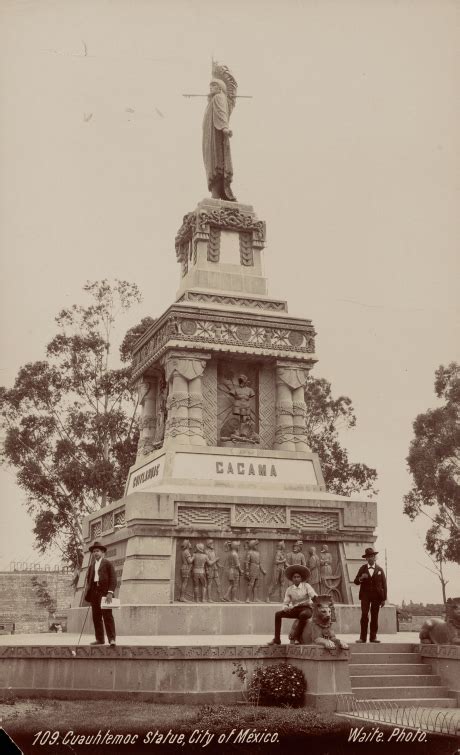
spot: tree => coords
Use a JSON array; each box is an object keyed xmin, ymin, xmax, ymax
[
  {"xmin": 404, "ymin": 362, "xmax": 460, "ymax": 565},
  {"xmin": 417, "ymin": 548, "xmax": 449, "ymax": 606},
  {"xmin": 0, "ymin": 280, "xmax": 144, "ymax": 568},
  {"xmin": 304, "ymin": 376, "xmax": 378, "ymax": 496}
]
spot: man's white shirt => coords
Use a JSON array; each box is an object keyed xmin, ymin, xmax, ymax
[{"xmin": 283, "ymin": 582, "xmax": 317, "ymax": 609}]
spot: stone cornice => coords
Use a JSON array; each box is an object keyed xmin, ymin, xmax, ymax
[{"xmin": 131, "ymin": 305, "xmax": 316, "ymax": 382}]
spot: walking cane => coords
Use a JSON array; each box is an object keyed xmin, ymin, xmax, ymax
[
  {"xmin": 76, "ymin": 605, "xmax": 91, "ymax": 647},
  {"xmin": 71, "ymin": 556, "xmax": 92, "ymax": 656}
]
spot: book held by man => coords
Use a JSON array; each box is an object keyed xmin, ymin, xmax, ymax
[{"xmin": 101, "ymin": 597, "xmax": 121, "ymax": 609}]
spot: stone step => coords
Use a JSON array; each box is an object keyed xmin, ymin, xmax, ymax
[
  {"xmin": 351, "ymin": 674, "xmax": 441, "ymax": 688},
  {"xmin": 350, "ymin": 652, "xmax": 421, "ymax": 664},
  {"xmin": 350, "ymin": 642, "xmax": 417, "ymax": 654},
  {"xmin": 352, "ymin": 686, "xmax": 452, "ymax": 700},
  {"xmin": 350, "ymin": 698, "xmax": 458, "ymax": 710},
  {"xmin": 350, "ymin": 663, "xmax": 431, "ymax": 676}
]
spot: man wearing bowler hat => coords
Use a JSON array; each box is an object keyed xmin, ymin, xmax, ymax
[
  {"xmin": 268, "ymin": 564, "xmax": 317, "ymax": 645},
  {"xmin": 354, "ymin": 546, "xmax": 387, "ymax": 643},
  {"xmin": 84, "ymin": 541, "xmax": 117, "ymax": 647}
]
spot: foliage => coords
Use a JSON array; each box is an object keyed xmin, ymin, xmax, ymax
[
  {"xmin": 232, "ymin": 660, "xmax": 259, "ymax": 706},
  {"xmin": 0, "ymin": 280, "xmax": 143, "ymax": 568},
  {"xmin": 248, "ymin": 663, "xmax": 306, "ymax": 707},
  {"xmin": 30, "ymin": 576, "xmax": 57, "ymax": 615},
  {"xmin": 403, "ymin": 362, "xmax": 460, "ymax": 565},
  {"xmin": 119, "ymin": 316, "xmax": 156, "ymax": 363},
  {"xmin": 304, "ymin": 376, "xmax": 378, "ymax": 496}
]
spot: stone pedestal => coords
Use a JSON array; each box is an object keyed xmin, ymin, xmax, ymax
[{"xmin": 70, "ymin": 198, "xmax": 382, "ymax": 636}]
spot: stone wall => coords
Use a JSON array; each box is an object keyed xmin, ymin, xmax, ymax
[
  {"xmin": 421, "ymin": 644, "xmax": 460, "ymax": 705},
  {"xmin": 0, "ymin": 572, "xmax": 74, "ymax": 634},
  {"xmin": 0, "ymin": 643, "xmax": 352, "ymax": 711}
]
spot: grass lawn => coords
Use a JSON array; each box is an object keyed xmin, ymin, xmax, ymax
[{"xmin": 0, "ymin": 699, "xmax": 457, "ymax": 755}]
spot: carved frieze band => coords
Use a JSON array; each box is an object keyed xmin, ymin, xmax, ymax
[
  {"xmin": 132, "ymin": 314, "xmax": 315, "ymax": 380},
  {"xmin": 234, "ymin": 505, "xmax": 287, "ymax": 527},
  {"xmin": 90, "ymin": 507, "xmax": 126, "ymax": 540},
  {"xmin": 90, "ymin": 521, "xmax": 102, "ymax": 540},
  {"xmin": 290, "ymin": 511, "xmax": 340, "ymax": 531},
  {"xmin": 177, "ymin": 292, "xmax": 287, "ymax": 312},
  {"xmin": 177, "ymin": 506, "xmax": 231, "ymax": 528},
  {"xmin": 0, "ymin": 644, "xmax": 348, "ymax": 661}
]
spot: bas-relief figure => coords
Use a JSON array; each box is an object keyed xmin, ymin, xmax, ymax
[
  {"xmin": 154, "ymin": 380, "xmax": 168, "ymax": 446},
  {"xmin": 174, "ymin": 539, "xmax": 343, "ymax": 603},
  {"xmin": 136, "ymin": 375, "xmax": 168, "ymax": 457},
  {"xmin": 179, "ymin": 539, "xmax": 193, "ymax": 602},
  {"xmin": 202, "ymin": 61, "xmax": 237, "ymax": 201},
  {"xmin": 191, "ymin": 543, "xmax": 214, "ymax": 603},
  {"xmin": 219, "ymin": 373, "xmax": 259, "ymax": 446},
  {"xmin": 205, "ymin": 539, "xmax": 222, "ymax": 601},
  {"xmin": 319, "ymin": 544, "xmax": 333, "ymax": 581},
  {"xmin": 308, "ymin": 546, "xmax": 321, "ymax": 593},
  {"xmin": 244, "ymin": 539, "xmax": 266, "ymax": 603},
  {"xmin": 419, "ymin": 598, "xmax": 460, "ymax": 645},
  {"xmin": 223, "ymin": 540, "xmax": 243, "ymax": 602},
  {"xmin": 286, "ymin": 541, "xmax": 307, "ymax": 569},
  {"xmin": 267, "ymin": 541, "xmax": 286, "ymax": 602}
]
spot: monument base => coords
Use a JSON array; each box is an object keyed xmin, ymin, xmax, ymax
[
  {"xmin": 67, "ymin": 602, "xmax": 397, "ymax": 636},
  {"xmin": 0, "ymin": 643, "xmax": 351, "ymax": 711}
]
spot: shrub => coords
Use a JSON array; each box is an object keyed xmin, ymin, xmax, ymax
[{"xmin": 248, "ymin": 663, "xmax": 306, "ymax": 707}]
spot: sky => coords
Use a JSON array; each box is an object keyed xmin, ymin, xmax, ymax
[{"xmin": 0, "ymin": 0, "xmax": 459, "ymax": 604}]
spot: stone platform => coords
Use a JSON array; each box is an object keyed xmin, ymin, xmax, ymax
[
  {"xmin": 1, "ymin": 635, "xmax": 457, "ymax": 715},
  {"xmin": 0, "ymin": 639, "xmax": 352, "ymax": 711},
  {"xmin": 0, "ymin": 631, "xmax": 420, "ymax": 647},
  {"xmin": 67, "ymin": 601, "xmax": 397, "ymax": 636}
]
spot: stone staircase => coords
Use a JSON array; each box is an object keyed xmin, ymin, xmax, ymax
[{"xmin": 350, "ymin": 642, "xmax": 457, "ymax": 708}]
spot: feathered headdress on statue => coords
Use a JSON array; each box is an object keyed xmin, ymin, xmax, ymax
[{"xmin": 212, "ymin": 60, "xmax": 238, "ymax": 115}]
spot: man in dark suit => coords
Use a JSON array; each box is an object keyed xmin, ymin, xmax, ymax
[
  {"xmin": 354, "ymin": 547, "xmax": 387, "ymax": 643},
  {"xmin": 84, "ymin": 541, "xmax": 117, "ymax": 647}
]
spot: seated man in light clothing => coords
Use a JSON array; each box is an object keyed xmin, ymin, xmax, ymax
[{"xmin": 268, "ymin": 564, "xmax": 316, "ymax": 645}]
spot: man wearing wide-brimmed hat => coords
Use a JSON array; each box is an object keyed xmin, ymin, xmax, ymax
[
  {"xmin": 353, "ymin": 547, "xmax": 387, "ymax": 643},
  {"xmin": 268, "ymin": 564, "xmax": 317, "ymax": 645},
  {"xmin": 84, "ymin": 541, "xmax": 117, "ymax": 647}
]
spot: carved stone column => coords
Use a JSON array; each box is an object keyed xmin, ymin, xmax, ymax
[
  {"xmin": 164, "ymin": 352, "xmax": 209, "ymax": 445},
  {"xmin": 168, "ymin": 373, "xmax": 189, "ymax": 439},
  {"xmin": 188, "ymin": 376, "xmax": 205, "ymax": 446},
  {"xmin": 292, "ymin": 385, "xmax": 310, "ymax": 453},
  {"xmin": 275, "ymin": 362, "xmax": 311, "ymax": 452},
  {"xmin": 136, "ymin": 377, "xmax": 158, "ymax": 457},
  {"xmin": 274, "ymin": 378, "xmax": 295, "ymax": 451}
]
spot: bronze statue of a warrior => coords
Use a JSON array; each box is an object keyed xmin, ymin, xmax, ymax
[{"xmin": 202, "ymin": 61, "xmax": 238, "ymax": 202}]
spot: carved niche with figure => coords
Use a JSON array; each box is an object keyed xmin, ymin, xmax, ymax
[{"xmin": 217, "ymin": 362, "xmax": 259, "ymax": 447}]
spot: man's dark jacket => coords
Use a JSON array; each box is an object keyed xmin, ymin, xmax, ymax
[
  {"xmin": 84, "ymin": 558, "xmax": 117, "ymax": 602},
  {"xmin": 353, "ymin": 564, "xmax": 387, "ymax": 602}
]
